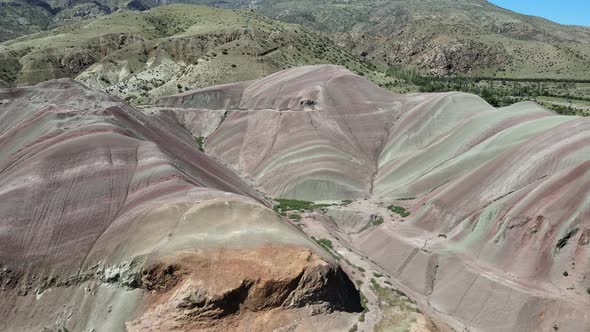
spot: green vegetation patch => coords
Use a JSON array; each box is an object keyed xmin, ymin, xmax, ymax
[
  {"xmin": 195, "ymin": 136, "xmax": 205, "ymax": 152},
  {"xmin": 316, "ymin": 238, "xmax": 334, "ymax": 250},
  {"xmin": 359, "ymin": 215, "xmax": 384, "ymax": 232},
  {"xmin": 388, "ymin": 205, "xmax": 410, "ymax": 218},
  {"xmin": 273, "ymin": 198, "xmax": 315, "ymax": 212},
  {"xmin": 312, "ymin": 237, "xmax": 341, "ymax": 261},
  {"xmin": 372, "ymin": 216, "xmax": 384, "ymax": 226},
  {"xmin": 273, "ymin": 198, "xmax": 333, "ymax": 214},
  {"xmin": 385, "ymin": 65, "xmax": 590, "ymax": 113}
]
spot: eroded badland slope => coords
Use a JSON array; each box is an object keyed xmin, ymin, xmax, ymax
[
  {"xmin": 0, "ymin": 78, "xmax": 363, "ymax": 331},
  {"xmin": 162, "ymin": 64, "xmax": 590, "ymax": 331}
]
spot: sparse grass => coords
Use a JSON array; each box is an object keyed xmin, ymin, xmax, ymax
[
  {"xmin": 388, "ymin": 205, "xmax": 410, "ymax": 218},
  {"xmin": 287, "ymin": 213, "xmax": 302, "ymax": 221},
  {"xmin": 370, "ymin": 278, "xmax": 420, "ymax": 332},
  {"xmin": 355, "ymin": 288, "xmax": 370, "ymax": 323},
  {"xmin": 360, "ymin": 291, "xmax": 369, "ymax": 312},
  {"xmin": 313, "ymin": 237, "xmax": 341, "ymax": 261}
]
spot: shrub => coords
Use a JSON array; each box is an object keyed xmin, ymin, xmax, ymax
[
  {"xmin": 316, "ymin": 238, "xmax": 333, "ymax": 250},
  {"xmin": 388, "ymin": 205, "xmax": 410, "ymax": 218},
  {"xmin": 195, "ymin": 136, "xmax": 204, "ymax": 151},
  {"xmin": 358, "ymin": 312, "xmax": 365, "ymax": 322},
  {"xmin": 359, "ymin": 291, "xmax": 369, "ymax": 312},
  {"xmin": 372, "ymin": 216, "xmax": 384, "ymax": 226}
]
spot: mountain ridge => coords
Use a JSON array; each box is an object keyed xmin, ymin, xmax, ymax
[{"xmin": 2, "ymin": 0, "xmax": 589, "ymax": 79}]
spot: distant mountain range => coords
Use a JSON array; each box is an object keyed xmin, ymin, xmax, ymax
[
  {"xmin": 2, "ymin": 0, "xmax": 590, "ymax": 79},
  {"xmin": 252, "ymin": 0, "xmax": 590, "ymax": 79}
]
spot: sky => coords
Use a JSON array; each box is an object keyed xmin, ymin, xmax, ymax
[{"xmin": 488, "ymin": 0, "xmax": 590, "ymax": 26}]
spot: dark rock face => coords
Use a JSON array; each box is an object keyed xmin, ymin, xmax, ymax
[
  {"xmin": 60, "ymin": 48, "xmax": 97, "ymax": 73},
  {"xmin": 390, "ymin": 38, "xmax": 507, "ymax": 75},
  {"xmin": 286, "ymin": 263, "xmax": 362, "ymax": 312}
]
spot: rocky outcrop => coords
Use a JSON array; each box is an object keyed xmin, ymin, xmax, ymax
[
  {"xmin": 129, "ymin": 246, "xmax": 360, "ymax": 331},
  {"xmin": 335, "ymin": 32, "xmax": 508, "ymax": 75},
  {"xmin": 391, "ymin": 37, "xmax": 507, "ymax": 75}
]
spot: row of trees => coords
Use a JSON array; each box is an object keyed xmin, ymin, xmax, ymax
[{"xmin": 385, "ymin": 66, "xmax": 588, "ymax": 110}]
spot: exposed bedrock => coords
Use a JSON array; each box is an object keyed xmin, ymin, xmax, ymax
[
  {"xmin": 129, "ymin": 245, "xmax": 360, "ymax": 331},
  {"xmin": 164, "ymin": 64, "xmax": 590, "ymax": 331},
  {"xmin": 0, "ymin": 79, "xmax": 360, "ymax": 331}
]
